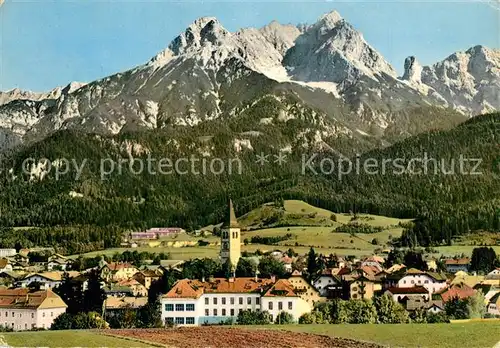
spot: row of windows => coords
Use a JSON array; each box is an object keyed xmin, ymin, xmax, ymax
[
  {"xmin": 205, "ymin": 308, "xmax": 245, "ymax": 316},
  {"xmin": 204, "ymin": 297, "xmax": 260, "ymax": 306},
  {"xmin": 164, "ymin": 304, "xmax": 195, "ymax": 311},
  {"xmin": 165, "ymin": 317, "xmax": 195, "ymax": 325},
  {"xmin": 3, "ymin": 323, "xmax": 38, "ymax": 330},
  {"xmin": 0, "ymin": 312, "xmax": 52, "ymax": 318},
  {"xmin": 268, "ymin": 301, "xmax": 293, "ymax": 311},
  {"xmin": 402, "ymin": 280, "xmax": 430, "ymax": 285}
]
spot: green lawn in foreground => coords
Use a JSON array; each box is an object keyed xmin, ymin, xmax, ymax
[
  {"xmin": 259, "ymin": 322, "xmax": 500, "ymax": 348},
  {"xmin": 1, "ymin": 330, "xmax": 151, "ymax": 347}
]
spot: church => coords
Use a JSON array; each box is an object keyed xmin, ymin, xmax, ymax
[{"xmin": 220, "ymin": 199, "xmax": 241, "ymax": 270}]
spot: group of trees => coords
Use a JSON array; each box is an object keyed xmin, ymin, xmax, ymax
[
  {"xmin": 470, "ymin": 247, "xmax": 498, "ymax": 274},
  {"xmin": 51, "ymin": 270, "xmax": 107, "ymax": 330}
]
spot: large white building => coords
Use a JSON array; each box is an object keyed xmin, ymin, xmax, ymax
[
  {"xmin": 0, "ymin": 289, "xmax": 67, "ymax": 331},
  {"xmin": 392, "ymin": 269, "xmax": 448, "ymax": 294},
  {"xmin": 160, "ymin": 277, "xmax": 312, "ymax": 326}
]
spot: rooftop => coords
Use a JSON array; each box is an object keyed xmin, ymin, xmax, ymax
[
  {"xmin": 0, "ymin": 289, "xmax": 67, "ymax": 309},
  {"xmin": 386, "ymin": 286, "xmax": 429, "ymax": 295}
]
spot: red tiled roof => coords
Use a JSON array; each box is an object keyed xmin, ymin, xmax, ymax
[
  {"xmin": 445, "ymin": 258, "xmax": 470, "ymax": 265},
  {"xmin": 106, "ymin": 262, "xmax": 136, "ymax": 271},
  {"xmin": 163, "ymin": 278, "xmax": 275, "ymax": 299},
  {"xmin": 386, "ymin": 286, "xmax": 428, "ymax": 295},
  {"xmin": 440, "ymin": 284, "xmax": 476, "ymax": 302},
  {"xmin": 0, "ymin": 289, "xmax": 65, "ymax": 309},
  {"xmin": 262, "ymin": 279, "xmax": 298, "ymax": 298}
]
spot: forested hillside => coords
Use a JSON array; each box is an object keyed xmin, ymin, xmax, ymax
[{"xmin": 0, "ymin": 112, "xmax": 498, "ymax": 247}]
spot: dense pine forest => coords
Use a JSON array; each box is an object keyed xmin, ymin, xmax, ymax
[{"xmin": 0, "ymin": 109, "xmax": 498, "ymax": 249}]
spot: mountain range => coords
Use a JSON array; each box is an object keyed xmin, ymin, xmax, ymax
[{"xmin": 0, "ymin": 10, "xmax": 498, "ymax": 153}]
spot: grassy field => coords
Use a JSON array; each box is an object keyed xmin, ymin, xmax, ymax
[
  {"xmin": 0, "ymin": 330, "xmax": 152, "ymax": 347},
  {"xmin": 259, "ymin": 321, "xmax": 500, "ymax": 348},
  {"xmin": 72, "ymin": 200, "xmax": 410, "ymax": 260}
]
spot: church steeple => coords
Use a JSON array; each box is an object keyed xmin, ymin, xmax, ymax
[
  {"xmin": 222, "ymin": 198, "xmax": 239, "ymax": 229},
  {"xmin": 220, "ymin": 198, "xmax": 241, "ymax": 269}
]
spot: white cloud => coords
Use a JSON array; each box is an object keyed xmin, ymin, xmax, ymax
[{"xmin": 477, "ymin": 0, "xmax": 500, "ymax": 10}]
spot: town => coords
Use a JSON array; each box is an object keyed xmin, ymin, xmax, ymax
[{"xmin": 0, "ymin": 200, "xmax": 498, "ymax": 335}]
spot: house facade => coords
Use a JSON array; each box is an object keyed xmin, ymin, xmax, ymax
[
  {"xmin": 161, "ymin": 277, "xmax": 312, "ymax": 326},
  {"xmin": 0, "ymin": 289, "xmax": 67, "ymax": 331},
  {"xmin": 445, "ymin": 258, "xmax": 470, "ymax": 273},
  {"xmin": 397, "ymin": 269, "xmax": 447, "ymax": 294},
  {"xmin": 287, "ymin": 272, "xmax": 324, "ymax": 306},
  {"xmin": 101, "ymin": 262, "xmax": 139, "ymax": 282}
]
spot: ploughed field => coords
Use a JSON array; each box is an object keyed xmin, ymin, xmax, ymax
[{"xmin": 109, "ymin": 327, "xmax": 383, "ymax": 348}]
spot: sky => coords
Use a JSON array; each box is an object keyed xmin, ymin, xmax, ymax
[{"xmin": 0, "ymin": 0, "xmax": 499, "ymax": 92}]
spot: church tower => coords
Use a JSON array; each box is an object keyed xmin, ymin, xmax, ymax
[{"xmin": 220, "ymin": 199, "xmax": 241, "ymax": 270}]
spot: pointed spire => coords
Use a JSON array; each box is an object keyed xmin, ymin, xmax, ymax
[{"xmin": 222, "ymin": 198, "xmax": 239, "ymax": 228}]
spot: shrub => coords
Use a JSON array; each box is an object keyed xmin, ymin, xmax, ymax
[{"xmin": 275, "ymin": 311, "xmax": 294, "ymax": 324}]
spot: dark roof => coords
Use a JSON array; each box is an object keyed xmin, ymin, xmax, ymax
[
  {"xmin": 222, "ymin": 199, "xmax": 239, "ymax": 229},
  {"xmin": 386, "ymin": 286, "xmax": 428, "ymax": 295}
]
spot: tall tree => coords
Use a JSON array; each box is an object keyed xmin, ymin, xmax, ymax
[{"xmin": 83, "ymin": 269, "xmax": 106, "ymax": 314}]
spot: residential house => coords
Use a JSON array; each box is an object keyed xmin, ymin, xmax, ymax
[
  {"xmin": 0, "ymin": 259, "xmax": 13, "ymax": 273},
  {"xmin": 134, "ymin": 270, "xmax": 162, "ymax": 289},
  {"xmin": 385, "ymin": 286, "xmax": 430, "ymax": 303},
  {"xmin": 17, "ymin": 272, "xmax": 79, "ymax": 290},
  {"xmin": 486, "ymin": 268, "xmax": 500, "ymax": 280},
  {"xmin": 100, "ymin": 262, "xmax": 139, "ymax": 282},
  {"xmin": 116, "ymin": 279, "xmax": 148, "ymax": 297},
  {"xmin": 287, "ymin": 271, "xmax": 324, "ymax": 307},
  {"xmin": 160, "ymin": 277, "xmax": 312, "ymax": 326},
  {"xmin": 360, "ymin": 256, "xmax": 384, "ymax": 272},
  {"xmin": 0, "ymin": 272, "xmax": 22, "ymax": 287},
  {"xmin": 0, "ymin": 249, "xmax": 16, "ymax": 258},
  {"xmin": 396, "ymin": 268, "xmax": 448, "ymax": 294},
  {"xmin": 406, "ymin": 298, "xmax": 444, "ymax": 313},
  {"xmin": 280, "ymin": 256, "xmax": 293, "ymax": 273},
  {"xmin": 445, "ymin": 258, "xmax": 470, "ymax": 273},
  {"xmin": 47, "ymin": 254, "xmax": 71, "ymax": 271},
  {"xmin": 437, "ymin": 284, "xmax": 476, "ymax": 303},
  {"xmin": 0, "ymin": 289, "xmax": 67, "ymax": 330},
  {"xmin": 386, "ymin": 264, "xmax": 406, "ymax": 274},
  {"xmin": 312, "ymin": 269, "xmax": 343, "ymax": 298},
  {"xmin": 344, "ymin": 274, "xmax": 378, "ymax": 300},
  {"xmin": 104, "ymin": 296, "xmax": 148, "ymax": 318},
  {"xmin": 487, "ymin": 293, "xmax": 500, "ymax": 316},
  {"xmin": 451, "ymin": 271, "xmax": 484, "ymax": 288}
]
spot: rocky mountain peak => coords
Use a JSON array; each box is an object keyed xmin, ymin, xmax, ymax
[
  {"xmin": 402, "ymin": 56, "xmax": 422, "ymax": 83},
  {"xmin": 316, "ymin": 10, "xmax": 343, "ymax": 30},
  {"xmin": 259, "ymin": 20, "xmax": 301, "ymax": 55},
  {"xmin": 168, "ymin": 17, "xmax": 229, "ymax": 56}
]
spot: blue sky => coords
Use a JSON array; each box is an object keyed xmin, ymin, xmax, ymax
[{"xmin": 0, "ymin": 0, "xmax": 498, "ymax": 92}]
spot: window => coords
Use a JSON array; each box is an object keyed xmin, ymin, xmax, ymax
[
  {"xmin": 25, "ymin": 323, "xmax": 27, "ymax": 330},
  {"xmin": 222, "ymin": 309, "xmax": 226, "ymax": 316},
  {"xmin": 31, "ymin": 313, "xmax": 34, "ymax": 319},
  {"xmin": 165, "ymin": 317, "xmax": 174, "ymax": 325},
  {"xmin": 256, "ymin": 297, "xmax": 260, "ymax": 305},
  {"xmin": 186, "ymin": 317, "xmax": 195, "ymax": 325},
  {"xmin": 175, "ymin": 317, "xmax": 184, "ymax": 325},
  {"xmin": 352, "ymin": 287, "xmax": 358, "ymax": 291},
  {"xmin": 186, "ymin": 304, "xmax": 195, "ymax": 311},
  {"xmin": 205, "ymin": 298, "xmax": 209, "ymax": 305},
  {"xmin": 12, "ymin": 312, "xmax": 14, "ymax": 317},
  {"xmin": 230, "ymin": 297, "xmax": 235, "ymax": 305},
  {"xmin": 165, "ymin": 304, "xmax": 174, "ymax": 311},
  {"xmin": 230, "ymin": 309, "xmax": 235, "ymax": 316},
  {"xmin": 213, "ymin": 309, "xmax": 218, "ymax": 316},
  {"xmin": 411, "ymin": 280, "xmax": 415, "ymax": 284},
  {"xmin": 239, "ymin": 309, "xmax": 242, "ymax": 314},
  {"xmin": 213, "ymin": 298, "xmax": 218, "ymax": 305},
  {"xmin": 175, "ymin": 304, "xmax": 185, "ymax": 311},
  {"xmin": 205, "ymin": 309, "xmax": 209, "ymax": 316},
  {"xmin": 222, "ymin": 297, "xmax": 226, "ymax": 305},
  {"xmin": 278, "ymin": 302, "xmax": 283, "ymax": 310},
  {"xmin": 239, "ymin": 297, "xmax": 243, "ymax": 305},
  {"xmin": 424, "ymin": 280, "xmax": 429, "ymax": 284},
  {"xmin": 353, "ymin": 294, "xmax": 358, "ymax": 299},
  {"xmin": 247, "ymin": 297, "xmax": 252, "ymax": 305},
  {"xmin": 268, "ymin": 302, "xmax": 273, "ymax": 310},
  {"xmin": 31, "ymin": 324, "xmax": 35, "ymax": 329},
  {"xmin": 42, "ymin": 312, "xmax": 45, "ymax": 318},
  {"xmin": 403, "ymin": 280, "xmax": 406, "ymax": 284},
  {"xmin": 51, "ymin": 312, "xmax": 53, "ymax": 317},
  {"xmin": 288, "ymin": 302, "xmax": 293, "ymax": 310}
]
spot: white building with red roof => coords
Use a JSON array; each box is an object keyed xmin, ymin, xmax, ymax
[{"xmin": 160, "ymin": 277, "xmax": 312, "ymax": 326}]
